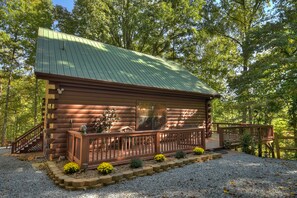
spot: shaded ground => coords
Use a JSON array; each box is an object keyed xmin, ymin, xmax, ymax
[{"xmin": 0, "ymin": 148, "xmax": 296, "ymax": 198}]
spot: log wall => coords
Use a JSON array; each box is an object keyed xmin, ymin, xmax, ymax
[{"xmin": 44, "ymin": 81, "xmax": 211, "ymax": 159}]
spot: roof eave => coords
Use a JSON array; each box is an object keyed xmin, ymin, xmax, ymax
[{"xmin": 35, "ymin": 72, "xmax": 220, "ymax": 99}]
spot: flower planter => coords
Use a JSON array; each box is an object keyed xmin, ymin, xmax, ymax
[
  {"xmin": 72, "ymin": 179, "xmax": 85, "ymax": 188},
  {"xmin": 167, "ymin": 161, "xmax": 176, "ymax": 168},
  {"xmin": 143, "ymin": 166, "xmax": 154, "ymax": 175},
  {"xmin": 46, "ymin": 152, "xmax": 222, "ymax": 190},
  {"xmin": 160, "ymin": 162, "xmax": 169, "ymax": 171},
  {"xmin": 100, "ymin": 175, "xmax": 115, "ymax": 185},
  {"xmin": 133, "ymin": 168, "xmax": 145, "ymax": 176},
  {"xmin": 112, "ymin": 173, "xmax": 124, "ymax": 182},
  {"xmin": 188, "ymin": 157, "xmax": 197, "ymax": 163},
  {"xmin": 151, "ymin": 164, "xmax": 163, "ymax": 172},
  {"xmin": 181, "ymin": 158, "xmax": 190, "ymax": 165},
  {"xmin": 85, "ymin": 178, "xmax": 100, "ymax": 186},
  {"xmin": 175, "ymin": 160, "xmax": 184, "ymax": 167},
  {"xmin": 123, "ymin": 170, "xmax": 135, "ymax": 180}
]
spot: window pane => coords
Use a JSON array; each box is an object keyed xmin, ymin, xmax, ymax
[
  {"xmin": 138, "ymin": 116, "xmax": 153, "ymax": 130},
  {"xmin": 152, "ymin": 116, "xmax": 166, "ymax": 130},
  {"xmin": 137, "ymin": 102, "xmax": 166, "ymax": 131},
  {"xmin": 154, "ymin": 104, "xmax": 166, "ymax": 117}
]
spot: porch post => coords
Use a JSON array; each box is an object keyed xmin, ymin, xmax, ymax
[
  {"xmin": 275, "ymin": 135, "xmax": 280, "ymax": 159},
  {"xmin": 201, "ymin": 129, "xmax": 206, "ymax": 149},
  {"xmin": 41, "ymin": 127, "xmax": 44, "ymax": 152},
  {"xmin": 258, "ymin": 127, "xmax": 262, "ymax": 157},
  {"xmin": 81, "ymin": 135, "xmax": 89, "ymax": 169},
  {"xmin": 155, "ymin": 131, "xmax": 160, "ymax": 154},
  {"xmin": 71, "ymin": 133, "xmax": 75, "ymax": 161},
  {"xmin": 270, "ymin": 126, "xmax": 275, "ymax": 158},
  {"xmin": 218, "ymin": 125, "xmax": 223, "ymax": 147}
]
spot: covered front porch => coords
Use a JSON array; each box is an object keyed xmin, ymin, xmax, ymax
[{"xmin": 67, "ymin": 124, "xmax": 274, "ymax": 169}]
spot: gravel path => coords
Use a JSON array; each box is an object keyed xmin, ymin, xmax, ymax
[{"xmin": 1, "ymin": 148, "xmax": 297, "ymax": 198}]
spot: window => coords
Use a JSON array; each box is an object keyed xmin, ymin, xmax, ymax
[{"xmin": 137, "ymin": 102, "xmax": 166, "ymax": 130}]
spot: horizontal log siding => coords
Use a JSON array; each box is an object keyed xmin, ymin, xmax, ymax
[
  {"xmin": 166, "ymin": 108, "xmax": 205, "ymax": 129},
  {"xmin": 45, "ymin": 83, "xmax": 208, "ymax": 159}
]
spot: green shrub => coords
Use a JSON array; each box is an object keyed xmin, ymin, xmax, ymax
[
  {"xmin": 97, "ymin": 162, "xmax": 113, "ymax": 175},
  {"xmin": 223, "ymin": 140, "xmax": 232, "ymax": 149},
  {"xmin": 63, "ymin": 162, "xmax": 80, "ymax": 174},
  {"xmin": 175, "ymin": 150, "xmax": 186, "ymax": 159},
  {"xmin": 193, "ymin": 147, "xmax": 204, "ymax": 155},
  {"xmin": 130, "ymin": 158, "xmax": 143, "ymax": 169},
  {"xmin": 241, "ymin": 132, "xmax": 255, "ymax": 154},
  {"xmin": 154, "ymin": 154, "xmax": 166, "ymax": 162}
]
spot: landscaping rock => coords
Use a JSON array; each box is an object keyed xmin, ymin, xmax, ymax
[
  {"xmin": 112, "ymin": 173, "xmax": 124, "ymax": 182},
  {"xmin": 100, "ymin": 175, "xmax": 114, "ymax": 185}
]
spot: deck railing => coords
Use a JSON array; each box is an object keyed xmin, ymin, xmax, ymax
[
  {"xmin": 275, "ymin": 132, "xmax": 297, "ymax": 159},
  {"xmin": 67, "ymin": 128, "xmax": 205, "ymax": 169},
  {"xmin": 217, "ymin": 124, "xmax": 274, "ymax": 156},
  {"xmin": 218, "ymin": 125, "xmax": 274, "ymax": 147}
]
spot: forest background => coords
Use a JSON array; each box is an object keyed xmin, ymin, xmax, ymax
[{"xmin": 0, "ymin": 0, "xmax": 296, "ymax": 145}]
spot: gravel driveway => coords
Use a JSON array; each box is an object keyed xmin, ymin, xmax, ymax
[{"xmin": 1, "ymin": 148, "xmax": 297, "ymax": 198}]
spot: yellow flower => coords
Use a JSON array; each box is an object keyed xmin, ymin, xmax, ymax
[
  {"xmin": 193, "ymin": 147, "xmax": 204, "ymax": 155},
  {"xmin": 154, "ymin": 154, "xmax": 166, "ymax": 162},
  {"xmin": 63, "ymin": 162, "xmax": 80, "ymax": 174},
  {"xmin": 97, "ymin": 162, "xmax": 113, "ymax": 174}
]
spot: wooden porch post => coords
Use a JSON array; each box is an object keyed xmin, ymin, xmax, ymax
[
  {"xmin": 270, "ymin": 126, "xmax": 275, "ymax": 158},
  {"xmin": 155, "ymin": 131, "xmax": 160, "ymax": 154},
  {"xmin": 81, "ymin": 135, "xmax": 89, "ymax": 169},
  {"xmin": 218, "ymin": 125, "xmax": 223, "ymax": 147},
  {"xmin": 11, "ymin": 142, "xmax": 15, "ymax": 154},
  {"xmin": 275, "ymin": 135, "xmax": 280, "ymax": 159},
  {"xmin": 41, "ymin": 128, "xmax": 44, "ymax": 152},
  {"xmin": 71, "ymin": 134, "xmax": 75, "ymax": 161},
  {"xmin": 258, "ymin": 127, "xmax": 262, "ymax": 157},
  {"xmin": 201, "ymin": 129, "xmax": 206, "ymax": 149}
]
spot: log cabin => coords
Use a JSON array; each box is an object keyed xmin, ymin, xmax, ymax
[{"xmin": 12, "ymin": 28, "xmax": 221, "ymax": 168}]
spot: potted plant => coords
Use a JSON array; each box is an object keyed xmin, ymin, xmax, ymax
[{"xmin": 80, "ymin": 125, "xmax": 87, "ymax": 134}]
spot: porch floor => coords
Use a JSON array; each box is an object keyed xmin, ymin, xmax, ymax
[{"xmin": 206, "ymin": 133, "xmax": 221, "ymax": 150}]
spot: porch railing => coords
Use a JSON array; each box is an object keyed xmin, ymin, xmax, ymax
[
  {"xmin": 275, "ymin": 132, "xmax": 297, "ymax": 159},
  {"xmin": 218, "ymin": 125, "xmax": 274, "ymax": 148},
  {"xmin": 212, "ymin": 122, "xmax": 243, "ymax": 133},
  {"xmin": 67, "ymin": 128, "xmax": 205, "ymax": 169},
  {"xmin": 218, "ymin": 124, "xmax": 274, "ymax": 158}
]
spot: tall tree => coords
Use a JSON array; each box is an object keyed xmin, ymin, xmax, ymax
[
  {"xmin": 0, "ymin": 0, "xmax": 53, "ymax": 145},
  {"xmin": 203, "ymin": 0, "xmax": 271, "ymax": 123},
  {"xmin": 247, "ymin": 0, "xmax": 296, "ymax": 153},
  {"xmin": 54, "ymin": 0, "xmax": 205, "ymax": 57}
]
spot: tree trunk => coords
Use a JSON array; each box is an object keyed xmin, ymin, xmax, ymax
[
  {"xmin": 241, "ymin": 49, "xmax": 249, "ymax": 123},
  {"xmin": 242, "ymin": 107, "xmax": 247, "ymax": 123},
  {"xmin": 248, "ymin": 106, "xmax": 253, "ymax": 124},
  {"xmin": 293, "ymin": 122, "xmax": 297, "ymax": 157},
  {"xmin": 33, "ymin": 77, "xmax": 38, "ymax": 125},
  {"xmin": 1, "ymin": 71, "xmax": 12, "ymax": 146},
  {"xmin": 292, "ymin": 97, "xmax": 297, "ymax": 158},
  {"xmin": 0, "ymin": 74, "xmax": 2, "ymax": 99}
]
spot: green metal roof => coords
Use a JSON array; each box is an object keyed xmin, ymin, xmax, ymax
[{"xmin": 35, "ymin": 28, "xmax": 218, "ymax": 96}]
